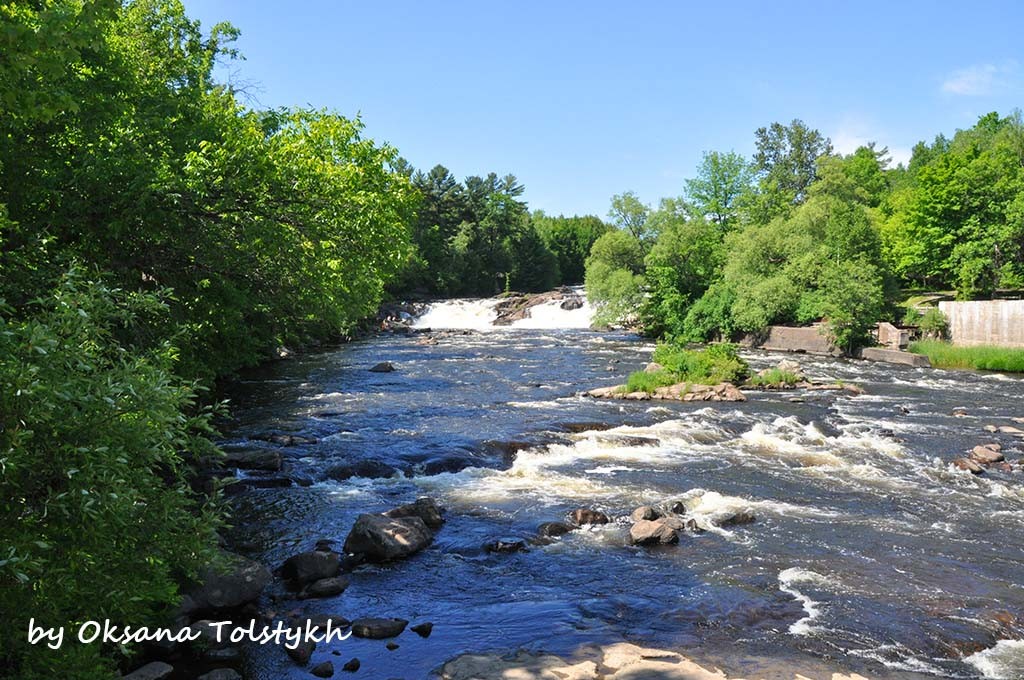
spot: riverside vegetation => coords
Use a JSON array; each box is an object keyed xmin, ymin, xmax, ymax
[{"xmin": 3, "ymin": 1, "xmax": 1024, "ymax": 678}]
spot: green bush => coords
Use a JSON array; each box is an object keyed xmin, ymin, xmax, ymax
[
  {"xmin": 902, "ymin": 307, "xmax": 922, "ymax": 327},
  {"xmin": 908, "ymin": 340, "xmax": 1024, "ymax": 372},
  {"xmin": 0, "ymin": 272, "xmax": 224, "ymax": 678},
  {"xmin": 650, "ymin": 342, "xmax": 750, "ymax": 385},
  {"xmin": 918, "ymin": 308, "xmax": 948, "ymax": 339}
]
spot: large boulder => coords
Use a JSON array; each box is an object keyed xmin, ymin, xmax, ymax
[
  {"xmin": 281, "ymin": 550, "xmax": 341, "ymax": 586},
  {"xmin": 182, "ymin": 555, "xmax": 271, "ymax": 615},
  {"xmin": 629, "ymin": 517, "xmax": 694, "ymax": 546},
  {"xmin": 343, "ymin": 514, "xmax": 432, "ymax": 562},
  {"xmin": 971, "ymin": 445, "xmax": 1005, "ymax": 464},
  {"xmin": 384, "ymin": 497, "xmax": 445, "ymax": 529}
]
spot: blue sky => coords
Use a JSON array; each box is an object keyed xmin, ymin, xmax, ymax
[{"xmin": 183, "ymin": 1, "xmax": 1023, "ymax": 217}]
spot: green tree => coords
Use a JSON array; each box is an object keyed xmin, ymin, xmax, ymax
[
  {"xmin": 584, "ymin": 230, "xmax": 645, "ymax": 326},
  {"xmin": 749, "ymin": 119, "xmax": 833, "ymax": 222},
  {"xmin": 684, "ymin": 150, "xmax": 752, "ymax": 230},
  {"xmin": 532, "ymin": 212, "xmax": 610, "ymax": 284},
  {"xmin": 608, "ymin": 191, "xmax": 654, "ymax": 247}
]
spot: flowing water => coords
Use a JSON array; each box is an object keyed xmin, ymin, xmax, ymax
[{"xmin": 220, "ymin": 294, "xmax": 1024, "ymax": 680}]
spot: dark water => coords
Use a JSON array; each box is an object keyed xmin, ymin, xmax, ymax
[{"xmin": 218, "ymin": 316, "xmax": 1024, "ymax": 679}]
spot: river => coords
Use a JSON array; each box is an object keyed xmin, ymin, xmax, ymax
[{"xmin": 219, "ymin": 293, "xmax": 1024, "ymax": 680}]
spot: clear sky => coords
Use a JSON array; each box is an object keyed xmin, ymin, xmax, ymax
[{"xmin": 182, "ymin": 0, "xmax": 1023, "ymax": 217}]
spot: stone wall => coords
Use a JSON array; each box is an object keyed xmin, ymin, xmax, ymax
[
  {"xmin": 938, "ymin": 300, "xmax": 1024, "ymax": 348},
  {"xmin": 743, "ymin": 324, "xmax": 840, "ymax": 356}
]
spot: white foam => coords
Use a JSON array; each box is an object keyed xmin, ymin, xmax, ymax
[
  {"xmin": 966, "ymin": 640, "xmax": 1024, "ymax": 679},
  {"xmin": 778, "ymin": 567, "xmax": 828, "ymax": 635},
  {"xmin": 413, "ymin": 298, "xmax": 500, "ymax": 330}
]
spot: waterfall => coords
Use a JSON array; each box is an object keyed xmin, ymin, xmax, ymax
[{"xmin": 411, "ymin": 287, "xmax": 594, "ymax": 331}]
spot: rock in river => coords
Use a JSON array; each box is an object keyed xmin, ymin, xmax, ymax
[
  {"xmin": 224, "ymin": 448, "xmax": 282, "ymax": 471},
  {"xmin": 351, "ymin": 617, "xmax": 408, "ymax": 639},
  {"xmin": 971, "ymin": 445, "xmax": 1005, "ymax": 464},
  {"xmin": 343, "ymin": 514, "xmax": 433, "ymax": 562},
  {"xmin": 300, "ymin": 575, "xmax": 350, "ymax": 599},
  {"xmin": 537, "ymin": 521, "xmax": 575, "ymax": 537},
  {"xmin": 369, "ymin": 361, "xmax": 395, "ymax": 372},
  {"xmin": 953, "ymin": 458, "xmax": 984, "ymax": 474},
  {"xmin": 569, "ymin": 508, "xmax": 610, "ymax": 525},
  {"xmin": 281, "ymin": 550, "xmax": 341, "ymax": 586},
  {"xmin": 323, "ymin": 459, "xmax": 398, "ymax": 481},
  {"xmin": 182, "ymin": 555, "xmax": 271, "ymax": 615},
  {"xmin": 384, "ymin": 497, "xmax": 445, "ymax": 529},
  {"xmin": 630, "ymin": 505, "xmax": 662, "ymax": 522},
  {"xmin": 629, "ymin": 517, "xmax": 695, "ymax": 546},
  {"xmin": 311, "ymin": 661, "xmax": 335, "ymax": 678},
  {"xmin": 484, "ymin": 538, "xmax": 528, "ymax": 554}
]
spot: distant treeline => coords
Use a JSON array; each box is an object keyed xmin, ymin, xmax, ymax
[
  {"xmin": 582, "ymin": 114, "xmax": 1024, "ymax": 352},
  {"xmin": 389, "ymin": 164, "xmax": 610, "ymax": 297}
]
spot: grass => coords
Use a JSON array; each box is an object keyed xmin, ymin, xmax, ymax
[
  {"xmin": 623, "ymin": 370, "xmax": 680, "ymax": 393},
  {"xmin": 623, "ymin": 343, "xmax": 750, "ymax": 393},
  {"xmin": 747, "ymin": 368, "xmax": 803, "ymax": 388},
  {"xmin": 908, "ymin": 340, "xmax": 1024, "ymax": 373}
]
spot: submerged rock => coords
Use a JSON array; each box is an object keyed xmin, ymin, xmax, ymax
[
  {"xmin": 569, "ymin": 508, "xmax": 610, "ymax": 525},
  {"xmin": 324, "ymin": 459, "xmax": 397, "ymax": 481},
  {"xmin": 484, "ymin": 538, "xmax": 528, "ymax": 554},
  {"xmin": 254, "ymin": 433, "xmax": 317, "ymax": 446},
  {"xmin": 343, "ymin": 514, "xmax": 432, "ymax": 562},
  {"xmin": 341, "ymin": 658, "xmax": 361, "ymax": 672},
  {"xmin": 369, "ymin": 361, "xmax": 396, "ymax": 372},
  {"xmin": 953, "ymin": 458, "xmax": 984, "ymax": 474},
  {"xmin": 537, "ymin": 521, "xmax": 575, "ymax": 538}
]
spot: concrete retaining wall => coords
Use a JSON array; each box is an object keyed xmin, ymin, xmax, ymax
[
  {"xmin": 938, "ymin": 300, "xmax": 1024, "ymax": 348},
  {"xmin": 744, "ymin": 324, "xmax": 840, "ymax": 356},
  {"xmin": 860, "ymin": 348, "xmax": 931, "ymax": 367}
]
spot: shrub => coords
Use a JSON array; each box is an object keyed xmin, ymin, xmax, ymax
[
  {"xmin": 0, "ymin": 272, "xmax": 224, "ymax": 678},
  {"xmin": 650, "ymin": 342, "xmax": 750, "ymax": 385},
  {"xmin": 918, "ymin": 308, "xmax": 948, "ymax": 339},
  {"xmin": 623, "ymin": 370, "xmax": 680, "ymax": 393},
  {"xmin": 902, "ymin": 306, "xmax": 922, "ymax": 327}
]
